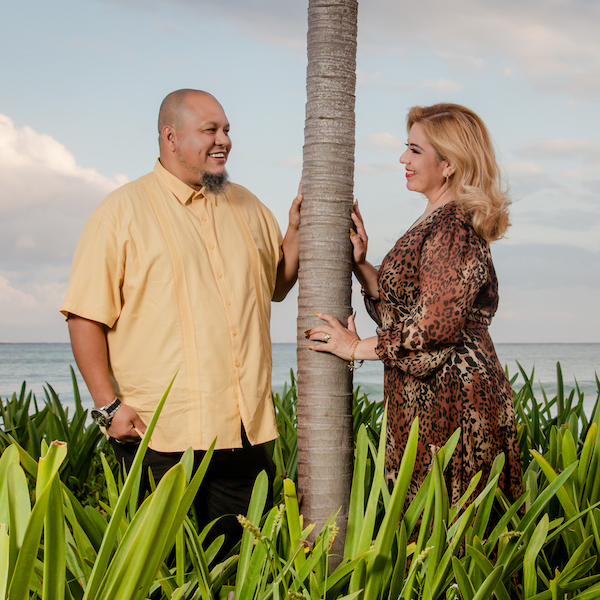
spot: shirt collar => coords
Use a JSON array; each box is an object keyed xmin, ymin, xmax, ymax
[{"xmin": 153, "ymin": 159, "xmax": 221, "ymax": 206}]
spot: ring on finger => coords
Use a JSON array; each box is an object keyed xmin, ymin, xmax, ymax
[{"xmin": 324, "ymin": 334, "xmax": 331, "ymax": 342}]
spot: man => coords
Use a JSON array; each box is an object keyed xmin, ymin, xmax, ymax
[{"xmin": 61, "ymin": 89, "xmax": 300, "ymax": 551}]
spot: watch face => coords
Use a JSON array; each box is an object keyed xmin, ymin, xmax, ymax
[{"xmin": 92, "ymin": 409, "xmax": 110, "ymax": 428}]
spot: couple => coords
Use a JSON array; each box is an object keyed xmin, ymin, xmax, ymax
[{"xmin": 62, "ymin": 91, "xmax": 521, "ymax": 556}]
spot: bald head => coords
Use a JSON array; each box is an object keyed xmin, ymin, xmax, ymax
[
  {"xmin": 158, "ymin": 89, "xmax": 215, "ymax": 134},
  {"xmin": 158, "ymin": 89, "xmax": 232, "ymax": 193}
]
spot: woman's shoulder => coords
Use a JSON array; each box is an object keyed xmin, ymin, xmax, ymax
[
  {"xmin": 425, "ymin": 202, "xmax": 487, "ymax": 248},
  {"xmin": 424, "ymin": 202, "xmax": 468, "ymax": 232}
]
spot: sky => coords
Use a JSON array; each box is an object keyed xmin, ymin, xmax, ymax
[{"xmin": 1, "ymin": 0, "xmax": 599, "ymax": 344}]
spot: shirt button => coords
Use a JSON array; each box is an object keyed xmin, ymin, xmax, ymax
[
  {"xmin": 210, "ymin": 244, "xmax": 215, "ymax": 249},
  {"xmin": 217, "ymin": 273, "xmax": 223, "ymax": 278},
  {"xmin": 232, "ymin": 331, "xmax": 237, "ymax": 336},
  {"xmin": 203, "ymin": 217, "xmax": 208, "ymax": 222},
  {"xmin": 226, "ymin": 301, "xmax": 231, "ymax": 306},
  {"xmin": 236, "ymin": 361, "xmax": 241, "ymax": 367}
]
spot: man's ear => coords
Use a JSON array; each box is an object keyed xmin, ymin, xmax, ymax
[{"xmin": 160, "ymin": 125, "xmax": 176, "ymax": 151}]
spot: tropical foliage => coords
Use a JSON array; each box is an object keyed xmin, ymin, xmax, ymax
[{"xmin": 1, "ymin": 363, "xmax": 600, "ymax": 599}]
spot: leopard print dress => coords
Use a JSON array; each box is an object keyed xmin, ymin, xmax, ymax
[{"xmin": 365, "ymin": 202, "xmax": 522, "ymax": 507}]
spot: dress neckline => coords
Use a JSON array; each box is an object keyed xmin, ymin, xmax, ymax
[{"xmin": 406, "ymin": 201, "xmax": 455, "ymax": 234}]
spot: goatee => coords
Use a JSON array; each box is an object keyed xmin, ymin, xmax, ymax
[{"xmin": 201, "ymin": 171, "xmax": 230, "ymax": 195}]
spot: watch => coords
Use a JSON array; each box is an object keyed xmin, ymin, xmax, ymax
[{"xmin": 91, "ymin": 397, "xmax": 121, "ymax": 427}]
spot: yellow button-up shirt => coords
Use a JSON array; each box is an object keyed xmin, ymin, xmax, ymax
[{"xmin": 61, "ymin": 160, "xmax": 283, "ymax": 451}]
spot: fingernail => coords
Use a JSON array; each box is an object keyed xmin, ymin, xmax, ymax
[
  {"xmin": 354, "ymin": 199, "xmax": 358, "ymax": 205},
  {"xmin": 313, "ymin": 312, "xmax": 320, "ymax": 317},
  {"xmin": 308, "ymin": 345, "xmax": 313, "ymax": 350},
  {"xmin": 350, "ymin": 229, "xmax": 356, "ymax": 236}
]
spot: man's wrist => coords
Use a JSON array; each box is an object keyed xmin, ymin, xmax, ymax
[{"xmin": 91, "ymin": 397, "xmax": 121, "ymax": 427}]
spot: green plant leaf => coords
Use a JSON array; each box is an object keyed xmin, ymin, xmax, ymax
[
  {"xmin": 94, "ymin": 464, "xmax": 185, "ymax": 600},
  {"xmin": 523, "ymin": 513, "xmax": 549, "ymax": 598},
  {"xmin": 365, "ymin": 417, "xmax": 419, "ymax": 600},
  {"xmin": 82, "ymin": 374, "xmax": 176, "ymax": 600},
  {"xmin": 42, "ymin": 474, "xmax": 66, "ymax": 600}
]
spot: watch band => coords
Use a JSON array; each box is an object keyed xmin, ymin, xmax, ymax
[{"xmin": 95, "ymin": 397, "xmax": 120, "ymax": 411}]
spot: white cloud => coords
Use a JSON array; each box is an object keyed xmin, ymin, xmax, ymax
[
  {"xmin": 0, "ymin": 115, "xmax": 126, "ymax": 263},
  {"xmin": 105, "ymin": 0, "xmax": 600, "ymax": 99},
  {"xmin": 104, "ymin": 0, "xmax": 307, "ymax": 47},
  {"xmin": 358, "ymin": 0, "xmax": 600, "ymax": 99},
  {"xmin": 440, "ymin": 53, "xmax": 485, "ymax": 71},
  {"xmin": 515, "ymin": 138, "xmax": 600, "ymax": 164},
  {"xmin": 488, "ymin": 243, "xmax": 600, "ymax": 342},
  {"xmin": 0, "ymin": 115, "xmax": 126, "ymax": 341}
]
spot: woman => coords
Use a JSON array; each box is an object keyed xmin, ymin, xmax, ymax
[{"xmin": 307, "ymin": 103, "xmax": 522, "ymax": 506}]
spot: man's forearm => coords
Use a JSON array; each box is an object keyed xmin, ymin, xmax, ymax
[{"xmin": 67, "ymin": 314, "xmax": 115, "ymax": 407}]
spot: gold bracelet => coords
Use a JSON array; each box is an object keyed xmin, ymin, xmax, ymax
[{"xmin": 348, "ymin": 339, "xmax": 364, "ymax": 371}]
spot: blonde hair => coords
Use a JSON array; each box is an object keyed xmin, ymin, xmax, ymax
[{"xmin": 407, "ymin": 103, "xmax": 510, "ymax": 242}]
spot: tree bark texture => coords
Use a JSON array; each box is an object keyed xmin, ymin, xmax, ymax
[{"xmin": 297, "ymin": 0, "xmax": 358, "ymax": 553}]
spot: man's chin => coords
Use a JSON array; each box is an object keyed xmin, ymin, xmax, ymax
[{"xmin": 201, "ymin": 171, "xmax": 230, "ymax": 195}]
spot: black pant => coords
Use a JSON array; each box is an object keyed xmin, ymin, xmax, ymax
[{"xmin": 110, "ymin": 430, "xmax": 276, "ymax": 557}]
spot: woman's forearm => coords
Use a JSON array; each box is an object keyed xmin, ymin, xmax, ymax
[
  {"xmin": 353, "ymin": 336, "xmax": 380, "ymax": 361},
  {"xmin": 354, "ymin": 261, "xmax": 380, "ymax": 298}
]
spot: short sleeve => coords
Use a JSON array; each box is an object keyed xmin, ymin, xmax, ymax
[{"xmin": 60, "ymin": 212, "xmax": 124, "ymax": 328}]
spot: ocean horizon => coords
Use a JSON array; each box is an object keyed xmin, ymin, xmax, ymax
[{"xmin": 1, "ymin": 342, "xmax": 599, "ymax": 414}]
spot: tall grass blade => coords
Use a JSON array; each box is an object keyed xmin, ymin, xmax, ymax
[
  {"xmin": 82, "ymin": 374, "xmax": 175, "ymax": 600},
  {"xmin": 42, "ymin": 475, "xmax": 66, "ymax": 600},
  {"xmin": 364, "ymin": 417, "xmax": 419, "ymax": 600}
]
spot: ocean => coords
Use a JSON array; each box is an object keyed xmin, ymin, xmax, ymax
[{"xmin": 1, "ymin": 343, "xmax": 599, "ymax": 414}]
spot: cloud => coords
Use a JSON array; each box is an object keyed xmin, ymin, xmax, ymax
[
  {"xmin": 0, "ymin": 115, "xmax": 127, "ymax": 266},
  {"xmin": 104, "ymin": 0, "xmax": 600, "ymax": 99},
  {"xmin": 0, "ymin": 115, "xmax": 126, "ymax": 341},
  {"xmin": 487, "ymin": 242, "xmax": 600, "ymax": 342},
  {"xmin": 515, "ymin": 139, "xmax": 600, "ymax": 164},
  {"xmin": 104, "ymin": 0, "xmax": 307, "ymax": 47},
  {"xmin": 357, "ymin": 0, "xmax": 600, "ymax": 99}
]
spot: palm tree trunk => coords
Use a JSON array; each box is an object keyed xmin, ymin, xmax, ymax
[{"xmin": 297, "ymin": 0, "xmax": 358, "ymax": 554}]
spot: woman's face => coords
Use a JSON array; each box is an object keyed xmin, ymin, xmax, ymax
[{"xmin": 399, "ymin": 122, "xmax": 448, "ymax": 200}]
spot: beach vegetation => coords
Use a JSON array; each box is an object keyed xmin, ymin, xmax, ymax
[{"xmin": 0, "ymin": 363, "xmax": 599, "ymax": 599}]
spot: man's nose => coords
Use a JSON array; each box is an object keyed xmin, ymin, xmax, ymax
[{"xmin": 216, "ymin": 130, "xmax": 229, "ymax": 146}]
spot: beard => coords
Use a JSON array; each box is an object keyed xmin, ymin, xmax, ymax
[
  {"xmin": 200, "ymin": 171, "xmax": 230, "ymax": 195},
  {"xmin": 176, "ymin": 152, "xmax": 230, "ymax": 195}
]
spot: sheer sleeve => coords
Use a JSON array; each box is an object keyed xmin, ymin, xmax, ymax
[
  {"xmin": 362, "ymin": 287, "xmax": 382, "ymax": 327},
  {"xmin": 375, "ymin": 214, "xmax": 489, "ymax": 378}
]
